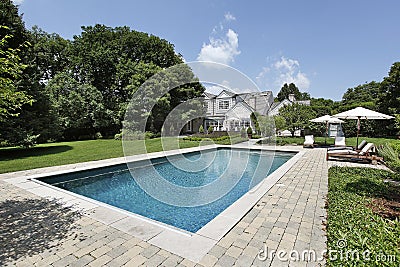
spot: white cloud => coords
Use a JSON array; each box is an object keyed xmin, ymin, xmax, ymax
[
  {"xmin": 256, "ymin": 56, "xmax": 310, "ymax": 92},
  {"xmin": 224, "ymin": 12, "xmax": 236, "ymax": 22},
  {"xmin": 12, "ymin": 0, "xmax": 24, "ymax": 5},
  {"xmin": 197, "ymin": 12, "xmax": 240, "ymax": 65},
  {"xmin": 197, "ymin": 29, "xmax": 240, "ymax": 65}
]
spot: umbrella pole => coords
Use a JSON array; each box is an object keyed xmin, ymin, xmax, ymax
[
  {"xmin": 325, "ymin": 121, "xmax": 328, "ymax": 145},
  {"xmin": 356, "ymin": 117, "xmax": 360, "ymax": 148}
]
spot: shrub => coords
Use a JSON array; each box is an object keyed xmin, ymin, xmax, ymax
[
  {"xmin": 114, "ymin": 133, "xmax": 122, "ymax": 140},
  {"xmin": 199, "ymin": 125, "xmax": 204, "ymax": 134},
  {"xmin": 207, "ymin": 126, "xmax": 214, "ymax": 134},
  {"xmin": 20, "ymin": 134, "xmax": 40, "ymax": 148},
  {"xmin": 240, "ymin": 127, "xmax": 246, "ymax": 138},
  {"xmin": 378, "ymin": 143, "xmax": 400, "ymax": 173},
  {"xmin": 95, "ymin": 132, "xmax": 103, "ymax": 139},
  {"xmin": 182, "ymin": 133, "xmax": 245, "ymax": 144},
  {"xmin": 247, "ymin": 127, "xmax": 253, "ymax": 135},
  {"xmin": 192, "ymin": 131, "xmax": 228, "ymax": 138},
  {"xmin": 182, "ymin": 136, "xmax": 202, "ymax": 141},
  {"xmin": 145, "ymin": 132, "xmax": 155, "ymax": 139}
]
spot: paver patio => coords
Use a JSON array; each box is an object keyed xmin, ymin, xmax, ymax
[{"xmin": 0, "ymin": 147, "xmax": 329, "ymax": 266}]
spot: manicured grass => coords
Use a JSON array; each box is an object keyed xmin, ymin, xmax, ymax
[
  {"xmin": 327, "ymin": 167, "xmax": 400, "ymax": 266},
  {"xmin": 0, "ymin": 138, "xmax": 202, "ymax": 174},
  {"xmin": 0, "ymin": 136, "xmax": 251, "ymax": 174},
  {"xmin": 259, "ymin": 136, "xmax": 399, "ymax": 147},
  {"xmin": 345, "ymin": 137, "xmax": 399, "ymax": 148}
]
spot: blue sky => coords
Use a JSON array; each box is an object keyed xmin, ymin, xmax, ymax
[{"xmin": 15, "ymin": 0, "xmax": 400, "ymax": 100}]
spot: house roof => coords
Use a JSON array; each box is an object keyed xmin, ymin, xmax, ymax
[
  {"xmin": 239, "ymin": 92, "xmax": 272, "ymax": 115},
  {"xmin": 216, "ymin": 89, "xmax": 236, "ymax": 98},
  {"xmin": 270, "ymin": 102, "xmax": 280, "ymax": 110},
  {"xmin": 203, "ymin": 92, "xmax": 216, "ymax": 99},
  {"xmin": 225, "ymin": 101, "xmax": 255, "ymax": 119}
]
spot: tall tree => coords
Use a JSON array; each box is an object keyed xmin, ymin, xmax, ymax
[
  {"xmin": 67, "ymin": 24, "xmax": 187, "ymax": 135},
  {"xmin": 378, "ymin": 62, "xmax": 400, "ymax": 115},
  {"xmin": 250, "ymin": 112, "xmax": 260, "ymax": 134},
  {"xmin": 278, "ymin": 103, "xmax": 315, "ymax": 136},
  {"xmin": 0, "ymin": 26, "xmax": 32, "ymax": 121},
  {"xmin": 125, "ymin": 64, "xmax": 205, "ymax": 134},
  {"xmin": 258, "ymin": 115, "xmax": 275, "ymax": 137},
  {"xmin": 310, "ymin": 98, "xmax": 335, "ymax": 117},
  {"xmin": 29, "ymin": 26, "xmax": 71, "ymax": 82},
  {"xmin": 47, "ymin": 72, "xmax": 113, "ymax": 140},
  {"xmin": 273, "ymin": 115, "xmax": 286, "ymax": 134},
  {"xmin": 0, "ymin": 1, "xmax": 65, "ymax": 145},
  {"xmin": 341, "ymin": 81, "xmax": 380, "ymax": 107},
  {"xmin": 376, "ymin": 62, "xmax": 400, "ymax": 136},
  {"xmin": 0, "ymin": 0, "xmax": 28, "ymax": 49},
  {"xmin": 276, "ymin": 83, "xmax": 310, "ymax": 102}
]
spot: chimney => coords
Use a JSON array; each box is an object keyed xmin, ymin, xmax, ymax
[{"xmin": 288, "ymin": 94, "xmax": 295, "ymax": 102}]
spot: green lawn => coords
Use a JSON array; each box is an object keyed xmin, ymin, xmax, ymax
[
  {"xmin": 0, "ymin": 136, "xmax": 251, "ymax": 174},
  {"xmin": 0, "ymin": 138, "xmax": 202, "ymax": 174},
  {"xmin": 327, "ymin": 167, "xmax": 400, "ymax": 266},
  {"xmin": 259, "ymin": 136, "xmax": 399, "ymax": 147}
]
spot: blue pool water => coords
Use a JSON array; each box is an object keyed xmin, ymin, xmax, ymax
[{"xmin": 39, "ymin": 148, "xmax": 294, "ymax": 232}]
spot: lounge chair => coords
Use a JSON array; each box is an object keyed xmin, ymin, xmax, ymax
[
  {"xmin": 334, "ymin": 136, "xmax": 346, "ymax": 147},
  {"xmin": 328, "ymin": 139, "xmax": 367, "ymax": 152},
  {"xmin": 326, "ymin": 142, "xmax": 383, "ymax": 164},
  {"xmin": 303, "ymin": 135, "xmax": 314, "ymax": 148}
]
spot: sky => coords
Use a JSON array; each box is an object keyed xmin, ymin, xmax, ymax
[{"xmin": 14, "ymin": 0, "xmax": 400, "ymax": 100}]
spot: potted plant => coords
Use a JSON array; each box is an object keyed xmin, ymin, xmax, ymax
[{"xmin": 247, "ymin": 126, "xmax": 253, "ymax": 139}]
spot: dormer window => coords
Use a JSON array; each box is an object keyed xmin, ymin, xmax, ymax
[{"xmin": 219, "ymin": 100, "xmax": 230, "ymax": 110}]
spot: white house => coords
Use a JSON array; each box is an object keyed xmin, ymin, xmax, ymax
[
  {"xmin": 203, "ymin": 90, "xmax": 274, "ymax": 132},
  {"xmin": 201, "ymin": 90, "xmax": 310, "ymax": 133},
  {"xmin": 268, "ymin": 94, "xmax": 311, "ymax": 116}
]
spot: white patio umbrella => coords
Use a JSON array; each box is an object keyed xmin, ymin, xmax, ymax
[
  {"xmin": 332, "ymin": 107, "xmax": 394, "ymax": 147},
  {"xmin": 310, "ymin": 115, "xmax": 344, "ymax": 145}
]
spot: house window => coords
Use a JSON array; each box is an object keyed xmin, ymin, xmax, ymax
[
  {"xmin": 187, "ymin": 120, "xmax": 192, "ymax": 131},
  {"xmin": 219, "ymin": 100, "xmax": 230, "ymax": 110}
]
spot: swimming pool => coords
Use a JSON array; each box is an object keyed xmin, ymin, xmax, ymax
[{"xmin": 38, "ymin": 148, "xmax": 295, "ymax": 233}]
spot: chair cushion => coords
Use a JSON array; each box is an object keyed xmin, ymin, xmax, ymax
[
  {"xmin": 357, "ymin": 140, "xmax": 367, "ymax": 150},
  {"xmin": 327, "ymin": 149, "xmax": 358, "ymax": 155},
  {"xmin": 359, "ymin": 143, "xmax": 374, "ymax": 155}
]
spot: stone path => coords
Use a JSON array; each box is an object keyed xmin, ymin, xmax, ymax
[{"xmin": 1, "ymin": 148, "xmax": 329, "ymax": 266}]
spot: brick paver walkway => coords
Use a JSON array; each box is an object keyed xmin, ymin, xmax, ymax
[{"xmin": 1, "ymin": 148, "xmax": 328, "ymax": 267}]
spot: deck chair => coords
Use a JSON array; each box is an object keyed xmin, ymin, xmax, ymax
[
  {"xmin": 326, "ymin": 143, "xmax": 383, "ymax": 164},
  {"xmin": 303, "ymin": 135, "xmax": 314, "ymax": 148},
  {"xmin": 334, "ymin": 136, "xmax": 346, "ymax": 147},
  {"xmin": 328, "ymin": 139, "xmax": 367, "ymax": 152}
]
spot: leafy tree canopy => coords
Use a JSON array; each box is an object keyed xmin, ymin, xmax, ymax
[
  {"xmin": 278, "ymin": 103, "xmax": 316, "ymax": 136},
  {"xmin": 276, "ymin": 83, "xmax": 310, "ymax": 102},
  {"xmin": 342, "ymin": 81, "xmax": 380, "ymax": 107},
  {"xmin": 378, "ymin": 62, "xmax": 400, "ymax": 115},
  {"xmin": 0, "ymin": 26, "xmax": 32, "ymax": 121}
]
